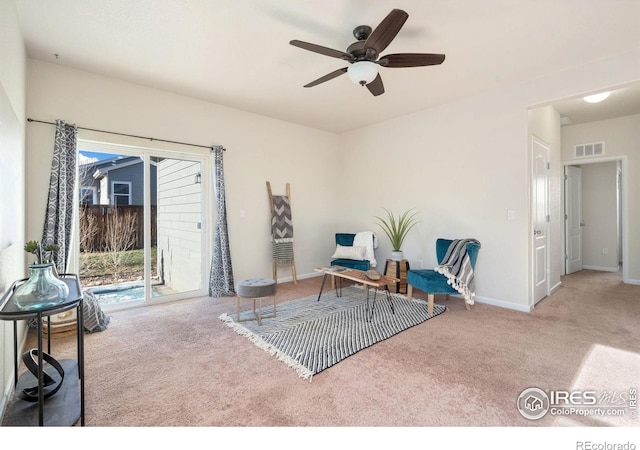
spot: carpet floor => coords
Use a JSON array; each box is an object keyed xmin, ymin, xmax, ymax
[{"xmin": 5, "ymin": 269, "xmax": 640, "ymax": 432}]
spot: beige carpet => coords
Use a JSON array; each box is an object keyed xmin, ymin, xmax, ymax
[{"xmin": 8, "ymin": 269, "xmax": 640, "ymax": 431}]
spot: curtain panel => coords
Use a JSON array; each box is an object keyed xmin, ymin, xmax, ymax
[
  {"xmin": 209, "ymin": 145, "xmax": 235, "ymax": 297},
  {"xmin": 41, "ymin": 119, "xmax": 77, "ymax": 273}
]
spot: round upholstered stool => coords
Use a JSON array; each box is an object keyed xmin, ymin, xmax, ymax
[{"xmin": 236, "ymin": 278, "xmax": 277, "ymax": 325}]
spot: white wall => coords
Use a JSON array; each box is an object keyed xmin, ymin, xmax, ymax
[
  {"xmin": 340, "ymin": 88, "xmax": 531, "ymax": 309},
  {"xmin": 0, "ymin": 0, "xmax": 26, "ymax": 423},
  {"xmin": 562, "ymin": 114, "xmax": 640, "ymax": 281},
  {"xmin": 579, "ymin": 162, "xmax": 619, "ymax": 271},
  {"xmin": 25, "ymin": 59, "xmax": 342, "ymax": 285},
  {"xmin": 339, "ymin": 50, "xmax": 640, "ymax": 310}
]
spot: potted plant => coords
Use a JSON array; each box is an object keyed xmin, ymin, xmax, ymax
[{"xmin": 374, "ymin": 208, "xmax": 421, "ymax": 261}]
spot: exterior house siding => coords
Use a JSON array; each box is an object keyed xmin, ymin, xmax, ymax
[
  {"xmin": 156, "ymin": 158, "xmax": 202, "ymax": 294},
  {"xmin": 109, "ymin": 163, "xmax": 144, "ymax": 205},
  {"xmin": 79, "ymin": 156, "xmax": 157, "ymax": 206}
]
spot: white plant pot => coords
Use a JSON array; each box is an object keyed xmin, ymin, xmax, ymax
[{"xmin": 391, "ymin": 251, "xmax": 404, "ymax": 261}]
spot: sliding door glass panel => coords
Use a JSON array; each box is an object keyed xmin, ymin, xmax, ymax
[
  {"xmin": 150, "ymin": 156, "xmax": 203, "ymax": 299},
  {"xmin": 77, "ymin": 150, "xmax": 146, "ymax": 310}
]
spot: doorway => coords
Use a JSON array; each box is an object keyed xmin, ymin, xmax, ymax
[
  {"xmin": 563, "ymin": 158, "xmax": 624, "ymax": 277},
  {"xmin": 564, "ymin": 165, "xmax": 583, "ymax": 274},
  {"xmin": 75, "ymin": 140, "xmax": 210, "ymax": 312}
]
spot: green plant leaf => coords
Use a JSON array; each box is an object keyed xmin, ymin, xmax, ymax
[
  {"xmin": 24, "ymin": 240, "xmax": 39, "ymax": 254},
  {"xmin": 374, "ymin": 208, "xmax": 421, "ymax": 251}
]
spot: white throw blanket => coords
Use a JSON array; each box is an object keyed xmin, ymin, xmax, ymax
[
  {"xmin": 434, "ymin": 238, "xmax": 480, "ymax": 305},
  {"xmin": 353, "ymin": 231, "xmax": 378, "ymax": 268}
]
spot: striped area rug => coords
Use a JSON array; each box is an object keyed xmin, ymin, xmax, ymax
[{"xmin": 219, "ymin": 286, "xmax": 446, "ymax": 381}]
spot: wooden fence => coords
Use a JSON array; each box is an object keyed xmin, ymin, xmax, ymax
[{"xmin": 80, "ymin": 205, "xmax": 157, "ymax": 252}]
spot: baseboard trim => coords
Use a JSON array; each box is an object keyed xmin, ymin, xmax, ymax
[
  {"xmin": 473, "ymin": 295, "xmax": 533, "ymax": 312},
  {"xmin": 625, "ymin": 278, "xmax": 640, "ymax": 285},
  {"xmin": 0, "ymin": 371, "xmax": 14, "ymax": 423},
  {"xmin": 293, "ymin": 272, "xmax": 534, "ymax": 312},
  {"xmin": 276, "ymin": 271, "xmax": 323, "ymax": 284},
  {"xmin": 0, "ymin": 322, "xmax": 27, "ymax": 424},
  {"xmin": 550, "ymin": 281, "xmax": 562, "ymax": 294},
  {"xmin": 582, "ymin": 265, "xmax": 620, "ymax": 272}
]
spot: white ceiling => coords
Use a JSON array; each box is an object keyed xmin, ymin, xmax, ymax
[
  {"xmin": 14, "ymin": 0, "xmax": 640, "ymax": 133},
  {"xmin": 552, "ymin": 83, "xmax": 640, "ymax": 127}
]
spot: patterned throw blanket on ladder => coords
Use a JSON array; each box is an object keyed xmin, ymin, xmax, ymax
[
  {"xmin": 271, "ymin": 195, "xmax": 294, "ymax": 262},
  {"xmin": 435, "ymin": 238, "xmax": 480, "ymax": 305}
]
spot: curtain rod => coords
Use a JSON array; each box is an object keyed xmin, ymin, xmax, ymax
[{"xmin": 27, "ymin": 118, "xmax": 224, "ymax": 151}]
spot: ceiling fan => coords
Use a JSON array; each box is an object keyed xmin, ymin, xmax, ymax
[{"xmin": 289, "ymin": 9, "xmax": 445, "ymax": 96}]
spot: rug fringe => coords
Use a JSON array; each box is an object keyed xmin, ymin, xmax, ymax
[{"xmin": 219, "ymin": 313, "xmax": 314, "ymax": 381}]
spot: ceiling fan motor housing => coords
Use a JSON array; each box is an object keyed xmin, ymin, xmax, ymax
[
  {"xmin": 353, "ymin": 25, "xmax": 372, "ymax": 41},
  {"xmin": 347, "ymin": 40, "xmax": 378, "ymax": 61},
  {"xmin": 348, "ymin": 25, "xmax": 379, "ymax": 61}
]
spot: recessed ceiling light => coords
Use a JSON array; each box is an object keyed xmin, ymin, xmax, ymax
[{"xmin": 584, "ymin": 92, "xmax": 610, "ymax": 103}]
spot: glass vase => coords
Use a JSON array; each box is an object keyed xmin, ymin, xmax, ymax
[{"xmin": 13, "ymin": 263, "xmax": 69, "ymax": 311}]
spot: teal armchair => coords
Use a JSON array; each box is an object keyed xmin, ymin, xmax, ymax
[
  {"xmin": 330, "ymin": 233, "xmax": 372, "ymax": 271},
  {"xmin": 329, "ymin": 232, "xmax": 377, "ymax": 288},
  {"xmin": 407, "ymin": 238, "xmax": 480, "ymax": 314}
]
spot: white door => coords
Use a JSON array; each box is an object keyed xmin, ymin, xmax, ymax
[
  {"xmin": 532, "ymin": 137, "xmax": 550, "ymax": 305},
  {"xmin": 565, "ymin": 165, "xmax": 583, "ymax": 274}
]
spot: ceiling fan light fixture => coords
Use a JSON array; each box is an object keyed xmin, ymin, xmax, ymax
[
  {"xmin": 583, "ymin": 91, "xmax": 610, "ymax": 103},
  {"xmin": 347, "ymin": 61, "xmax": 378, "ymax": 86}
]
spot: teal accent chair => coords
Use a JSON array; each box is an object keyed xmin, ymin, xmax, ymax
[
  {"xmin": 330, "ymin": 233, "xmax": 371, "ymax": 271},
  {"xmin": 406, "ymin": 238, "xmax": 480, "ymax": 314},
  {"xmin": 330, "ymin": 233, "xmax": 374, "ymax": 289}
]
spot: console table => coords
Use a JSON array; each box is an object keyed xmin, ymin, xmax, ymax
[{"xmin": 0, "ymin": 274, "xmax": 84, "ymax": 426}]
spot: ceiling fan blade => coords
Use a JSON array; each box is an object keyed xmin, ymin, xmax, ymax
[
  {"xmin": 364, "ymin": 9, "xmax": 409, "ymax": 55},
  {"xmin": 290, "ymin": 40, "xmax": 354, "ymax": 61},
  {"xmin": 366, "ymin": 73, "xmax": 385, "ymax": 96},
  {"xmin": 304, "ymin": 67, "xmax": 348, "ymax": 88},
  {"xmin": 378, "ymin": 53, "xmax": 446, "ymax": 68}
]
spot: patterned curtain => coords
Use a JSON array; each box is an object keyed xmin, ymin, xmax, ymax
[
  {"xmin": 209, "ymin": 145, "xmax": 235, "ymax": 297},
  {"xmin": 41, "ymin": 119, "xmax": 77, "ymax": 273}
]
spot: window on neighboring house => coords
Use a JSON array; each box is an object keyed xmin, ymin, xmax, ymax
[
  {"xmin": 80, "ymin": 186, "xmax": 98, "ymax": 205},
  {"xmin": 111, "ymin": 181, "xmax": 132, "ymax": 205}
]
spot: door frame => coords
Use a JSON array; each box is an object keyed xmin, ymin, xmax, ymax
[
  {"xmin": 73, "ymin": 139, "xmax": 212, "ymax": 310},
  {"xmin": 561, "ymin": 155, "xmax": 629, "ymax": 283}
]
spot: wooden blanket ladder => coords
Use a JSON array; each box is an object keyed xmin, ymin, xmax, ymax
[{"xmin": 267, "ymin": 182, "xmax": 298, "ymax": 284}]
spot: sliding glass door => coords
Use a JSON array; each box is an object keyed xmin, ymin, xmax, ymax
[{"xmin": 76, "ymin": 141, "xmax": 209, "ymax": 311}]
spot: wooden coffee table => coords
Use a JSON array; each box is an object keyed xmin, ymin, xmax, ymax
[{"xmin": 314, "ymin": 267, "xmax": 400, "ymax": 321}]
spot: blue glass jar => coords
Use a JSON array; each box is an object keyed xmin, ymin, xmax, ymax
[{"xmin": 13, "ymin": 263, "xmax": 69, "ymax": 310}]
